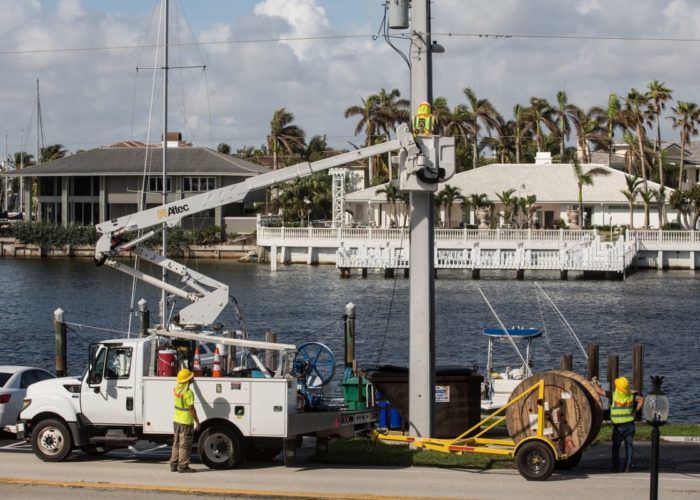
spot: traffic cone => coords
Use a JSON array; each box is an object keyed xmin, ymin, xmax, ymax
[
  {"xmin": 212, "ymin": 347, "xmax": 222, "ymax": 378},
  {"xmin": 193, "ymin": 346, "xmax": 203, "ymax": 377}
]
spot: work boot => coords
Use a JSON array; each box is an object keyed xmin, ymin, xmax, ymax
[
  {"xmin": 178, "ymin": 467, "xmax": 196, "ymax": 473},
  {"xmin": 170, "ymin": 466, "xmax": 177, "ymax": 472},
  {"xmin": 624, "ymin": 464, "xmax": 632, "ymax": 473}
]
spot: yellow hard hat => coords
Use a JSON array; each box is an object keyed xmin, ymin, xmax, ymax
[
  {"xmin": 176, "ymin": 368, "xmax": 194, "ymax": 384},
  {"xmin": 614, "ymin": 376, "xmax": 630, "ymax": 393}
]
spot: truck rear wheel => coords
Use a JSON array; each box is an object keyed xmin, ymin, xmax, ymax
[
  {"xmin": 197, "ymin": 425, "xmax": 246, "ymax": 469},
  {"xmin": 32, "ymin": 419, "xmax": 73, "ymax": 462},
  {"xmin": 516, "ymin": 440, "xmax": 555, "ymax": 481}
]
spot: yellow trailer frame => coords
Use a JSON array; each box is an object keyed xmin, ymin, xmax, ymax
[{"xmin": 373, "ymin": 379, "xmax": 565, "ymax": 480}]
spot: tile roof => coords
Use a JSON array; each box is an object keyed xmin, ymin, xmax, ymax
[
  {"xmin": 346, "ymin": 163, "xmax": 672, "ymax": 204},
  {"xmin": 11, "ymin": 146, "xmax": 270, "ymax": 177}
]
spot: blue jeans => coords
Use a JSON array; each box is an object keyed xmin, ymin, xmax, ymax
[{"xmin": 612, "ymin": 421, "xmax": 635, "ymax": 469}]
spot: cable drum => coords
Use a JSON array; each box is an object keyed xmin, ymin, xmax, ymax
[{"xmin": 506, "ymin": 371, "xmax": 602, "ymax": 459}]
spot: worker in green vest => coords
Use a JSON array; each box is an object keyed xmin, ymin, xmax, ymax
[
  {"xmin": 595, "ymin": 376, "xmax": 644, "ymax": 472},
  {"xmin": 413, "ymin": 102, "xmax": 435, "ymax": 136},
  {"xmin": 169, "ymin": 368, "xmax": 200, "ymax": 473}
]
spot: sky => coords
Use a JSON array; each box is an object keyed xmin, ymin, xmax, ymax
[{"xmin": 1, "ymin": 0, "xmax": 700, "ymax": 159}]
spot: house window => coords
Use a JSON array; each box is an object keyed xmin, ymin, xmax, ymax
[
  {"xmin": 148, "ymin": 176, "xmax": 172, "ymax": 193},
  {"xmin": 71, "ymin": 202, "xmax": 99, "ymax": 225},
  {"xmin": 39, "ymin": 177, "xmax": 59, "ymax": 196},
  {"xmin": 40, "ymin": 202, "xmax": 61, "ymax": 224},
  {"xmin": 183, "ymin": 177, "xmax": 215, "ymax": 192},
  {"xmin": 71, "ymin": 176, "xmax": 99, "ymax": 196}
]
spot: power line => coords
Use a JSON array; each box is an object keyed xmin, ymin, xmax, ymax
[{"xmin": 1, "ymin": 30, "xmax": 699, "ymax": 57}]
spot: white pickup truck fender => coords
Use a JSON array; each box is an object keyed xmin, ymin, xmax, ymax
[{"xmin": 21, "ymin": 377, "xmax": 82, "ymax": 423}]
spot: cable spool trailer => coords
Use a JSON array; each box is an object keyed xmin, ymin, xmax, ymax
[{"xmin": 374, "ymin": 370, "xmax": 603, "ymax": 481}]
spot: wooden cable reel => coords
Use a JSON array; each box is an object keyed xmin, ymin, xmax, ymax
[{"xmin": 506, "ymin": 371, "xmax": 603, "ymax": 459}]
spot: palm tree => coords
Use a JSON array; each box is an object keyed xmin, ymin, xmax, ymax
[
  {"xmin": 639, "ymin": 188, "xmax": 656, "ymax": 228},
  {"xmin": 435, "ymin": 184, "xmax": 466, "ymax": 228},
  {"xmin": 513, "ymin": 104, "xmax": 527, "ymax": 163},
  {"xmin": 572, "ymin": 158, "xmax": 610, "ymax": 227},
  {"xmin": 620, "ymin": 175, "xmax": 643, "ymax": 228},
  {"xmin": 304, "ymin": 135, "xmax": 329, "ymax": 162},
  {"xmin": 267, "ymin": 108, "xmax": 306, "ymax": 171},
  {"xmin": 463, "ymin": 87, "xmax": 499, "ymax": 169},
  {"xmin": 568, "ymin": 105, "xmax": 607, "ymax": 163},
  {"xmin": 376, "ymin": 182, "xmax": 405, "ymax": 227},
  {"xmin": 646, "ymin": 80, "xmax": 673, "ymax": 189},
  {"xmin": 39, "ymin": 144, "xmax": 67, "ymax": 163},
  {"xmin": 217, "ymin": 143, "xmax": 231, "ymax": 155},
  {"xmin": 521, "ymin": 97, "xmax": 557, "ymax": 152},
  {"xmin": 435, "ymin": 100, "xmax": 471, "ymax": 171},
  {"xmin": 623, "ymin": 89, "xmax": 651, "ymax": 183},
  {"xmin": 551, "ymin": 91, "xmax": 571, "ymax": 161},
  {"xmin": 481, "ymin": 117, "xmax": 516, "ymax": 163},
  {"xmin": 669, "ymin": 101, "xmax": 700, "ymax": 189},
  {"xmin": 603, "ymin": 93, "xmax": 624, "ymax": 167},
  {"xmin": 495, "ymin": 188, "xmax": 517, "ymax": 227}
]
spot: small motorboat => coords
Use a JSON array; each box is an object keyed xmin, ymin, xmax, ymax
[{"xmin": 480, "ymin": 327, "xmax": 542, "ymax": 412}]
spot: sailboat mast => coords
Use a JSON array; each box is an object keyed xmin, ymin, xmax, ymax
[
  {"xmin": 36, "ymin": 79, "xmax": 44, "ymax": 163},
  {"xmin": 160, "ymin": 0, "xmax": 169, "ymax": 326}
]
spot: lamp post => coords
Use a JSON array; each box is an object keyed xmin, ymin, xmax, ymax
[{"xmin": 644, "ymin": 375, "xmax": 669, "ymax": 500}]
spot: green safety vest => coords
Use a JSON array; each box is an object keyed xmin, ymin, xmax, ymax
[
  {"xmin": 610, "ymin": 390, "xmax": 635, "ymax": 424},
  {"xmin": 173, "ymin": 383, "xmax": 194, "ymax": 425}
]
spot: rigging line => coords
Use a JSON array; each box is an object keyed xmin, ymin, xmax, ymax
[
  {"xmin": 534, "ymin": 283, "xmax": 551, "ymax": 348},
  {"xmin": 478, "ymin": 287, "xmax": 531, "ymax": 376},
  {"xmin": 131, "ymin": 0, "xmax": 160, "ymax": 139},
  {"xmin": 534, "ymin": 282, "xmax": 588, "ymax": 360},
  {"xmin": 64, "ymin": 322, "xmax": 132, "ymax": 336},
  {"xmin": 376, "ymin": 222, "xmax": 407, "ymax": 365}
]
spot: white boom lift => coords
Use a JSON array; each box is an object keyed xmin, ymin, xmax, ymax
[{"xmin": 93, "ymin": 124, "xmax": 454, "ymax": 332}]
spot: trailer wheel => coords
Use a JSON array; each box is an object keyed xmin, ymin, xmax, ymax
[
  {"xmin": 32, "ymin": 419, "xmax": 73, "ymax": 462},
  {"xmin": 197, "ymin": 425, "xmax": 246, "ymax": 469},
  {"xmin": 516, "ymin": 440, "xmax": 555, "ymax": 481},
  {"xmin": 554, "ymin": 451, "xmax": 582, "ymax": 470}
]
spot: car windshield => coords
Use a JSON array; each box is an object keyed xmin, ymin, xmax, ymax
[{"xmin": 0, "ymin": 373, "xmax": 11, "ymax": 387}]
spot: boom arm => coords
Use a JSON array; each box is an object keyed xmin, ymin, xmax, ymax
[{"xmin": 93, "ymin": 124, "xmax": 453, "ymax": 330}]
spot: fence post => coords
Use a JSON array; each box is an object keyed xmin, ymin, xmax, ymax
[{"xmin": 54, "ymin": 308, "xmax": 67, "ymax": 377}]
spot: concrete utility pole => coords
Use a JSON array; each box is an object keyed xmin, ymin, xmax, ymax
[{"xmin": 408, "ymin": 0, "xmax": 435, "ymax": 438}]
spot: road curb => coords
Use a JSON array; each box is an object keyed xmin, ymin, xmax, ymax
[{"xmin": 0, "ymin": 477, "xmax": 461, "ymax": 500}]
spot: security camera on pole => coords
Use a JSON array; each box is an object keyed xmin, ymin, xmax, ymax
[{"xmin": 389, "ymin": 0, "xmax": 455, "ymax": 439}]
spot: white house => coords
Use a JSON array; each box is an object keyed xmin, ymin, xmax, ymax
[{"xmin": 345, "ymin": 160, "xmax": 676, "ymax": 229}]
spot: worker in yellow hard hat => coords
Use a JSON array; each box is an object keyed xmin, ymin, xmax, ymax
[
  {"xmin": 413, "ymin": 101, "xmax": 435, "ymax": 136},
  {"xmin": 594, "ymin": 375, "xmax": 644, "ymax": 472},
  {"xmin": 169, "ymin": 368, "xmax": 200, "ymax": 473}
]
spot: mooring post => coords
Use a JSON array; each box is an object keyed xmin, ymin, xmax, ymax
[
  {"xmin": 632, "ymin": 343, "xmax": 644, "ymax": 393},
  {"xmin": 587, "ymin": 343, "xmax": 599, "ymax": 381},
  {"xmin": 607, "ymin": 354, "xmax": 619, "ymax": 388},
  {"xmin": 560, "ymin": 353, "xmax": 573, "ymax": 371},
  {"xmin": 138, "ymin": 298, "xmax": 149, "ymax": 338},
  {"xmin": 344, "ymin": 302, "xmax": 356, "ymax": 371},
  {"xmin": 265, "ymin": 331, "xmax": 277, "ymax": 370},
  {"xmin": 53, "ymin": 308, "xmax": 67, "ymax": 377}
]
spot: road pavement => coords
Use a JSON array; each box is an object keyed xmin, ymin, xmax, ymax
[{"xmin": 0, "ymin": 435, "xmax": 698, "ymax": 499}]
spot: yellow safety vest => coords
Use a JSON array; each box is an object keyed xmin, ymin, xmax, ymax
[
  {"xmin": 610, "ymin": 390, "xmax": 635, "ymax": 424},
  {"xmin": 173, "ymin": 383, "xmax": 194, "ymax": 425}
]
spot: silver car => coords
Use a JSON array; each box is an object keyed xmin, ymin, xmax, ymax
[{"xmin": 0, "ymin": 366, "xmax": 55, "ymax": 431}]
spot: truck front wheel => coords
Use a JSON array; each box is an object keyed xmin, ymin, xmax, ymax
[
  {"xmin": 197, "ymin": 425, "xmax": 246, "ymax": 469},
  {"xmin": 32, "ymin": 419, "xmax": 73, "ymax": 462}
]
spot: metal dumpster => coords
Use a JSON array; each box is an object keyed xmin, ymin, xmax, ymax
[{"xmin": 367, "ymin": 366, "xmax": 483, "ymax": 438}]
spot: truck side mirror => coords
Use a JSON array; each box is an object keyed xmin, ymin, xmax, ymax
[{"xmin": 87, "ymin": 344, "xmax": 106, "ymax": 387}]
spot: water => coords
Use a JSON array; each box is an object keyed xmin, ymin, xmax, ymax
[{"xmin": 0, "ymin": 259, "xmax": 697, "ymax": 422}]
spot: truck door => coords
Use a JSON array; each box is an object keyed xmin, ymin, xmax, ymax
[{"xmin": 81, "ymin": 344, "xmax": 137, "ymax": 425}]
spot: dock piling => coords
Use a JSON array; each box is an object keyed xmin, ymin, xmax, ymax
[
  {"xmin": 560, "ymin": 353, "xmax": 573, "ymax": 371},
  {"xmin": 53, "ymin": 308, "xmax": 67, "ymax": 377},
  {"xmin": 587, "ymin": 343, "xmax": 599, "ymax": 381},
  {"xmin": 607, "ymin": 354, "xmax": 619, "ymax": 389},
  {"xmin": 633, "ymin": 343, "xmax": 644, "ymax": 393}
]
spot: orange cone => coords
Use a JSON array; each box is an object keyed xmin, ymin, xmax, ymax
[
  {"xmin": 193, "ymin": 346, "xmax": 203, "ymax": 377},
  {"xmin": 212, "ymin": 347, "xmax": 222, "ymax": 377}
]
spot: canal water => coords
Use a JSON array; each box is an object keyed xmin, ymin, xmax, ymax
[{"xmin": 0, "ymin": 258, "xmax": 697, "ymax": 422}]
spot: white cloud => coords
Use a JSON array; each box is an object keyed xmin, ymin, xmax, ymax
[
  {"xmin": 0, "ymin": 1, "xmax": 699, "ymax": 156},
  {"xmin": 253, "ymin": 0, "xmax": 329, "ymax": 60}
]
